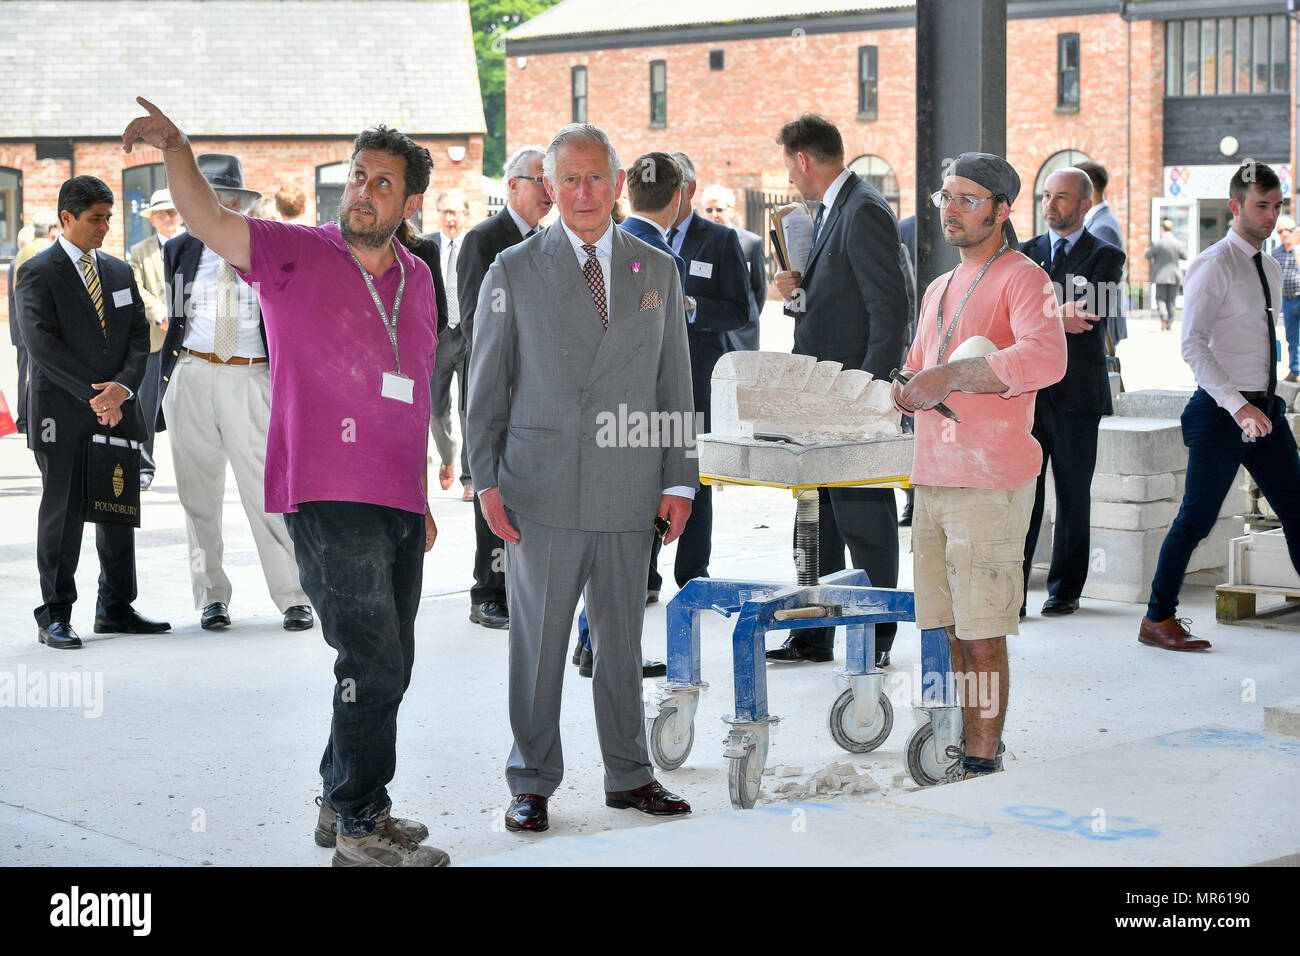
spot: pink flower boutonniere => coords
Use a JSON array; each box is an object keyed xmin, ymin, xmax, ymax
[{"xmin": 630, "ymin": 261, "xmax": 641, "ymax": 274}]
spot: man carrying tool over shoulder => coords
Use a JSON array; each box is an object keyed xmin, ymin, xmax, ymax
[{"xmin": 891, "ymin": 152, "xmax": 1066, "ymax": 781}]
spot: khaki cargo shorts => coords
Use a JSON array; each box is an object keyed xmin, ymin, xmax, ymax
[{"xmin": 911, "ymin": 480, "xmax": 1035, "ymax": 641}]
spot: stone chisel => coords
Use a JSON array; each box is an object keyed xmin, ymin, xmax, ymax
[{"xmin": 889, "ymin": 368, "xmax": 961, "ymax": 422}]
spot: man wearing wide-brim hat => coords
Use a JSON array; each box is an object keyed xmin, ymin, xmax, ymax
[
  {"xmin": 128, "ymin": 187, "xmax": 185, "ymax": 489},
  {"xmin": 156, "ymin": 154, "xmax": 313, "ymax": 633}
]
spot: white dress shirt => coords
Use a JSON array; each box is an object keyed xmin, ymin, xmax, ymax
[
  {"xmin": 182, "ymin": 245, "xmax": 265, "ymax": 357},
  {"xmin": 506, "ymin": 203, "xmax": 535, "ymax": 240},
  {"xmin": 1181, "ymin": 227, "xmax": 1282, "ymax": 416},
  {"xmin": 59, "ymin": 235, "xmax": 133, "ymax": 398}
]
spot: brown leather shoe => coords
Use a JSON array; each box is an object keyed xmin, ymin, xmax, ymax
[
  {"xmin": 606, "ymin": 780, "xmax": 691, "ymax": 815},
  {"xmin": 1139, "ymin": 616, "xmax": 1211, "ymax": 651},
  {"xmin": 504, "ymin": 793, "xmax": 548, "ymax": 832}
]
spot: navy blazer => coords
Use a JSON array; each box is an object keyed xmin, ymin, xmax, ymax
[
  {"xmin": 620, "ymin": 215, "xmax": 686, "ymax": 288},
  {"xmin": 156, "ymin": 232, "xmax": 269, "ymax": 431},
  {"xmin": 14, "ymin": 242, "xmax": 150, "ymax": 451},
  {"xmin": 787, "ymin": 172, "xmax": 911, "ymax": 381},
  {"xmin": 1021, "ymin": 227, "xmax": 1125, "ymax": 415}
]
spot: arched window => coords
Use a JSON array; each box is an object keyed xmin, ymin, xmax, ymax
[
  {"xmin": 316, "ymin": 160, "xmax": 423, "ymax": 233},
  {"xmin": 1034, "ymin": 149, "xmax": 1092, "ymax": 235},
  {"xmin": 123, "ymin": 162, "xmax": 167, "ymax": 254},
  {"xmin": 848, "ymin": 154, "xmax": 900, "ymax": 217},
  {"xmin": 0, "ymin": 166, "xmax": 22, "ymax": 259}
]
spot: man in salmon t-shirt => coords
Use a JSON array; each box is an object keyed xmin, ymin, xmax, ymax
[
  {"xmin": 892, "ymin": 152, "xmax": 1066, "ymax": 783},
  {"xmin": 123, "ymin": 98, "xmax": 447, "ymax": 867}
]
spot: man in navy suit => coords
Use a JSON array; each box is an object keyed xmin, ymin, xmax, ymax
[
  {"xmin": 661, "ymin": 152, "xmax": 750, "ymax": 593},
  {"xmin": 700, "ymin": 184, "xmax": 768, "ymax": 352},
  {"xmin": 1020, "ymin": 167, "xmax": 1125, "ymax": 616},
  {"xmin": 769, "ymin": 114, "xmax": 912, "ymax": 667},
  {"xmin": 15, "ymin": 176, "xmax": 169, "ymax": 649}
]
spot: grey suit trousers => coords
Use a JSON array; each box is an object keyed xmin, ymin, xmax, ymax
[{"xmin": 505, "ymin": 512, "xmax": 656, "ymax": 797}]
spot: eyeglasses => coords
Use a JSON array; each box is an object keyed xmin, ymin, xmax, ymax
[
  {"xmin": 703, "ymin": 206, "xmax": 730, "ymax": 213},
  {"xmin": 930, "ymin": 191, "xmax": 994, "ymax": 212},
  {"xmin": 513, "ymin": 176, "xmax": 545, "ymax": 184}
]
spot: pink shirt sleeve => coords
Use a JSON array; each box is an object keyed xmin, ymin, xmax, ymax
[{"xmin": 983, "ymin": 264, "xmax": 1067, "ymax": 398}]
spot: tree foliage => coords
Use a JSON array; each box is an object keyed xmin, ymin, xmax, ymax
[{"xmin": 470, "ymin": 0, "xmax": 564, "ymax": 178}]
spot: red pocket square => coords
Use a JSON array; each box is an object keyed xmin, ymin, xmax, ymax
[{"xmin": 639, "ymin": 289, "xmax": 663, "ymax": 311}]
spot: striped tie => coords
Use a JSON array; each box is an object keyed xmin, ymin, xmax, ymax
[{"xmin": 80, "ymin": 253, "xmax": 106, "ymax": 337}]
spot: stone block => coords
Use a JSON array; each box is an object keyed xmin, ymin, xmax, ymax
[
  {"xmin": 1112, "ymin": 389, "xmax": 1194, "ymax": 420},
  {"xmin": 1091, "ymin": 471, "xmax": 1176, "ymax": 503},
  {"xmin": 1263, "ymin": 699, "xmax": 1300, "ymax": 738},
  {"xmin": 1081, "ymin": 515, "xmax": 1241, "ymax": 603},
  {"xmin": 1095, "ymin": 417, "xmax": 1188, "ymax": 475},
  {"xmin": 1091, "ymin": 499, "xmax": 1178, "ymax": 531},
  {"xmin": 1171, "ymin": 467, "xmax": 1248, "ymax": 518},
  {"xmin": 696, "ymin": 433, "xmax": 914, "ymax": 487},
  {"xmin": 1278, "ymin": 378, "xmax": 1300, "ymax": 412}
]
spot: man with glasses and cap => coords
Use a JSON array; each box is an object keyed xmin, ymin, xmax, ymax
[
  {"xmin": 128, "ymin": 188, "xmax": 185, "ymax": 489},
  {"xmin": 156, "ymin": 154, "xmax": 312, "ymax": 634},
  {"xmin": 892, "ymin": 152, "xmax": 1065, "ymax": 781}
]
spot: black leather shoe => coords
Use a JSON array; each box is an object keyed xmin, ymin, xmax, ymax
[
  {"xmin": 282, "ymin": 605, "xmax": 314, "ymax": 630},
  {"xmin": 577, "ymin": 646, "xmax": 593, "ymax": 678},
  {"xmin": 646, "ymin": 589, "xmax": 660, "ymax": 605},
  {"xmin": 504, "ymin": 793, "xmax": 548, "ymax": 832},
  {"xmin": 642, "ymin": 659, "xmax": 667, "ymax": 678},
  {"xmin": 765, "ymin": 638, "xmax": 832, "ymax": 663},
  {"xmin": 38, "ymin": 622, "xmax": 82, "ymax": 650},
  {"xmin": 606, "ymin": 780, "xmax": 691, "ymax": 815},
  {"xmin": 572, "ymin": 642, "xmax": 584, "ymax": 666},
  {"xmin": 94, "ymin": 610, "xmax": 171, "ymax": 634},
  {"xmin": 201, "ymin": 603, "xmax": 231, "ymax": 630},
  {"xmin": 1019, "ymin": 605, "xmax": 1027, "ymax": 620},
  {"xmin": 469, "ymin": 600, "xmax": 509, "ymax": 629},
  {"xmin": 1041, "ymin": 597, "xmax": 1080, "ymax": 616},
  {"xmin": 875, "ymin": 650, "xmax": 891, "ymax": 669}
]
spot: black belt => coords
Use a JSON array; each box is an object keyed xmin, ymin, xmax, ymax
[{"xmin": 1241, "ymin": 391, "xmax": 1271, "ymax": 401}]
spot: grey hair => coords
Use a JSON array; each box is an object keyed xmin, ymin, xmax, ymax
[
  {"xmin": 701, "ymin": 184, "xmax": 736, "ymax": 207},
  {"xmin": 543, "ymin": 124, "xmax": 621, "ymax": 182},
  {"xmin": 1054, "ymin": 166, "xmax": 1094, "ymax": 201},
  {"xmin": 670, "ymin": 152, "xmax": 697, "ymax": 183},
  {"xmin": 504, "ymin": 145, "xmax": 546, "ymax": 181},
  {"xmin": 32, "ymin": 210, "xmax": 59, "ymax": 235}
]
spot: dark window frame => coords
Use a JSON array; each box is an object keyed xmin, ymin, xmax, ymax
[
  {"xmin": 709, "ymin": 49, "xmax": 724, "ymax": 71},
  {"xmin": 1057, "ymin": 33, "xmax": 1080, "ymax": 112},
  {"xmin": 1164, "ymin": 13, "xmax": 1289, "ymax": 98},
  {"xmin": 571, "ymin": 65, "xmax": 588, "ymax": 124},
  {"xmin": 0, "ymin": 165, "xmax": 23, "ymax": 261},
  {"xmin": 857, "ymin": 45, "xmax": 878, "ymax": 120},
  {"xmin": 649, "ymin": 60, "xmax": 667, "ymax": 127}
]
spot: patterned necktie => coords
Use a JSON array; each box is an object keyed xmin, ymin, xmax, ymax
[
  {"xmin": 213, "ymin": 259, "xmax": 239, "ymax": 362},
  {"xmin": 1050, "ymin": 236, "xmax": 1068, "ymax": 278},
  {"xmin": 79, "ymin": 253, "xmax": 106, "ymax": 337},
  {"xmin": 581, "ymin": 243, "xmax": 607, "ymax": 329},
  {"xmin": 1253, "ymin": 251, "xmax": 1278, "ymax": 401},
  {"xmin": 666, "ymin": 227, "xmax": 678, "ymax": 249},
  {"xmin": 811, "ymin": 203, "xmax": 825, "ymax": 244},
  {"xmin": 445, "ymin": 237, "xmax": 460, "ymax": 329}
]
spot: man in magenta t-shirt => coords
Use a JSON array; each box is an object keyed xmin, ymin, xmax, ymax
[{"xmin": 124, "ymin": 98, "xmax": 447, "ymax": 867}]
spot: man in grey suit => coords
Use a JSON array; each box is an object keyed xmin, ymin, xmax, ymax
[
  {"xmin": 1145, "ymin": 218, "xmax": 1187, "ymax": 330},
  {"xmin": 467, "ymin": 123, "xmax": 697, "ymax": 833},
  {"xmin": 1077, "ymin": 160, "xmax": 1127, "ymax": 344}
]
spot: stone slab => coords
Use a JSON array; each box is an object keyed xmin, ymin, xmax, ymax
[
  {"xmin": 1264, "ymin": 700, "xmax": 1300, "ymax": 738},
  {"xmin": 1095, "ymin": 417, "xmax": 1187, "ymax": 476},
  {"xmin": 1091, "ymin": 471, "xmax": 1176, "ymax": 504},
  {"xmin": 1278, "ymin": 378, "xmax": 1300, "ymax": 412},
  {"xmin": 1082, "ymin": 516, "xmax": 1240, "ymax": 603},
  {"xmin": 1112, "ymin": 388, "xmax": 1194, "ymax": 420},
  {"xmin": 1091, "ymin": 499, "xmax": 1179, "ymax": 531},
  {"xmin": 697, "ymin": 433, "xmax": 914, "ymax": 487}
]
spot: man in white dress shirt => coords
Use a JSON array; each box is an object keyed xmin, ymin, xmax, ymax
[
  {"xmin": 157, "ymin": 154, "xmax": 311, "ymax": 632},
  {"xmin": 1140, "ymin": 162, "xmax": 1299, "ymax": 651}
]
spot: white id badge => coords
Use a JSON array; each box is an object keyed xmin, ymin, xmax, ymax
[
  {"xmin": 112, "ymin": 288, "xmax": 133, "ymax": 308},
  {"xmin": 381, "ymin": 371, "xmax": 415, "ymax": 404},
  {"xmin": 689, "ymin": 259, "xmax": 714, "ymax": 279}
]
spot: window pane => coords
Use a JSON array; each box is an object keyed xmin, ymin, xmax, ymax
[
  {"xmin": 1254, "ymin": 16, "xmax": 1269, "ymax": 93},
  {"xmin": 122, "ymin": 163, "xmax": 166, "ymax": 255},
  {"xmin": 1183, "ymin": 21, "xmax": 1199, "ymax": 95},
  {"xmin": 573, "ymin": 67, "xmax": 586, "ymax": 96},
  {"xmin": 316, "ymin": 161, "xmax": 348, "ymax": 227},
  {"xmin": 1218, "ymin": 18, "xmax": 1234, "ymax": 94},
  {"xmin": 1237, "ymin": 17, "xmax": 1252, "ymax": 92},
  {"xmin": 1199, "ymin": 19, "xmax": 1216, "ymax": 93},
  {"xmin": 1272, "ymin": 14, "xmax": 1288, "ymax": 92},
  {"xmin": 0, "ymin": 167, "xmax": 20, "ymax": 258},
  {"xmin": 1166, "ymin": 21, "xmax": 1181, "ymax": 95},
  {"xmin": 859, "ymin": 46, "xmax": 877, "ymax": 115}
]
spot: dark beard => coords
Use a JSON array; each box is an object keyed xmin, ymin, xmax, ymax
[{"xmin": 337, "ymin": 203, "xmax": 402, "ymax": 249}]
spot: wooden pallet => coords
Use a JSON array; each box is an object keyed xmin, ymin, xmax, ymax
[{"xmin": 1215, "ymin": 583, "xmax": 1300, "ymax": 630}]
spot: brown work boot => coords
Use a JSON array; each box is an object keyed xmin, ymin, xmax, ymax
[
  {"xmin": 332, "ymin": 823, "xmax": 449, "ymax": 867},
  {"xmin": 1138, "ymin": 616, "xmax": 1211, "ymax": 651},
  {"xmin": 314, "ymin": 796, "xmax": 430, "ymax": 849}
]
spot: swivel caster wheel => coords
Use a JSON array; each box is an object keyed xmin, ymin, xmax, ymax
[
  {"xmin": 727, "ymin": 743, "xmax": 764, "ymax": 809},
  {"xmin": 827, "ymin": 687, "xmax": 893, "ymax": 753},
  {"xmin": 905, "ymin": 720, "xmax": 959, "ymax": 787},
  {"xmin": 647, "ymin": 708, "xmax": 695, "ymax": 771}
]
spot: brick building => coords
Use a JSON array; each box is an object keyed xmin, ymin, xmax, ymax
[
  {"xmin": 503, "ymin": 0, "xmax": 1298, "ymax": 285},
  {"xmin": 0, "ymin": 0, "xmax": 486, "ymax": 318}
]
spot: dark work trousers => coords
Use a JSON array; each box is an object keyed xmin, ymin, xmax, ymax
[
  {"xmin": 797, "ymin": 486, "xmax": 899, "ymax": 654},
  {"xmin": 33, "ymin": 444, "xmax": 137, "ymax": 627},
  {"xmin": 14, "ymin": 342, "xmax": 28, "ymax": 432},
  {"xmin": 138, "ymin": 349, "xmax": 162, "ymax": 476},
  {"xmin": 1021, "ymin": 403, "xmax": 1102, "ymax": 603},
  {"xmin": 1148, "ymin": 390, "xmax": 1300, "ymax": 621},
  {"xmin": 648, "ymin": 484, "xmax": 712, "ymax": 590},
  {"xmin": 471, "ymin": 493, "xmax": 507, "ymax": 607},
  {"xmin": 285, "ymin": 500, "xmax": 424, "ymax": 837}
]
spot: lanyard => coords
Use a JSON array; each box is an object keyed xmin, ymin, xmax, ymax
[
  {"xmin": 936, "ymin": 242, "xmax": 1008, "ymax": 363},
  {"xmin": 347, "ymin": 240, "xmax": 406, "ymax": 374}
]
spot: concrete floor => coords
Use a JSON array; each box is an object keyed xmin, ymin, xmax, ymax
[{"xmin": 1, "ymin": 306, "xmax": 1296, "ymax": 866}]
